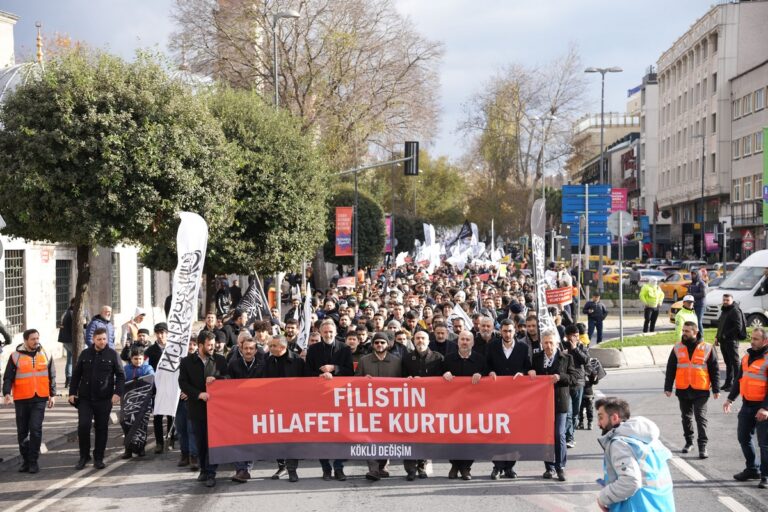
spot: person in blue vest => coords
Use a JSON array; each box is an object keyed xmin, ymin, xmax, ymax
[{"xmin": 596, "ymin": 396, "xmax": 675, "ymax": 511}]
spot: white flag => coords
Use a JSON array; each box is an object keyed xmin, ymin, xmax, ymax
[
  {"xmin": 153, "ymin": 212, "xmax": 208, "ymax": 416},
  {"xmin": 448, "ymin": 303, "xmax": 472, "ymax": 331},
  {"xmin": 295, "ymin": 283, "xmax": 313, "ymax": 350}
]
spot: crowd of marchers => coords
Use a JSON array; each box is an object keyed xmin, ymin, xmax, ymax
[{"xmin": 2, "ymin": 258, "xmax": 768, "ymax": 511}]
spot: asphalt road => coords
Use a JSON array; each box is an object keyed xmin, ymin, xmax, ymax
[{"xmin": 1, "ymin": 366, "xmax": 764, "ymax": 512}]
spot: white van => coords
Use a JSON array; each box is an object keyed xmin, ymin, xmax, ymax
[{"xmin": 703, "ymin": 250, "xmax": 768, "ymax": 327}]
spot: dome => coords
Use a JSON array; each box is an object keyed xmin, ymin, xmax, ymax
[{"xmin": 0, "ymin": 62, "xmax": 43, "ymax": 104}]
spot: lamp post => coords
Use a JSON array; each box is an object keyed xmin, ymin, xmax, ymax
[
  {"xmin": 693, "ymin": 133, "xmax": 706, "ymax": 259},
  {"xmin": 533, "ymin": 114, "xmax": 557, "ymax": 202},
  {"xmin": 585, "ymin": 66, "xmax": 622, "ymax": 292},
  {"xmin": 271, "ymin": 9, "xmax": 301, "ymax": 109}
]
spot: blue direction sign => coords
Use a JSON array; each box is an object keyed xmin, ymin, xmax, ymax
[{"xmin": 561, "ymin": 184, "xmax": 612, "ymax": 247}]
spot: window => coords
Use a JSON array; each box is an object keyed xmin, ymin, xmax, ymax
[
  {"xmin": 55, "ymin": 260, "xmax": 72, "ymax": 324},
  {"xmin": 711, "ymin": 113, "xmax": 717, "ymax": 134},
  {"xmin": 743, "ymin": 94, "xmax": 753, "ymax": 115},
  {"xmin": 4, "ymin": 250, "xmax": 25, "ymax": 336},
  {"xmin": 733, "ymin": 139, "xmax": 741, "ymax": 160},
  {"xmin": 702, "ymin": 78, "xmax": 707, "ymax": 98},
  {"xmin": 743, "ymin": 135, "xmax": 752, "ymax": 156},
  {"xmin": 756, "ymin": 132, "xmax": 764, "ymax": 153},
  {"xmin": 137, "ymin": 259, "xmax": 144, "ymax": 308},
  {"xmin": 744, "ymin": 177, "xmax": 752, "ymax": 200},
  {"xmin": 733, "ymin": 179, "xmax": 741, "ymax": 203},
  {"xmin": 733, "ymin": 99, "xmax": 741, "ymax": 119},
  {"xmin": 711, "ymin": 33, "xmax": 718, "ymax": 53},
  {"xmin": 695, "ymin": 158, "xmax": 700, "ymax": 177},
  {"xmin": 111, "ymin": 252, "xmax": 121, "ymax": 314},
  {"xmin": 711, "ymin": 152, "xmax": 716, "ymax": 173},
  {"xmin": 756, "ymin": 88, "xmax": 766, "ymax": 111},
  {"xmin": 757, "ymin": 176, "xmax": 763, "ymax": 199},
  {"xmin": 712, "ymin": 73, "xmax": 717, "ymax": 94}
]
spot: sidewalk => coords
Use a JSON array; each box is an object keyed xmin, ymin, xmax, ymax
[{"xmin": 0, "ymin": 354, "xmax": 80, "ymax": 468}]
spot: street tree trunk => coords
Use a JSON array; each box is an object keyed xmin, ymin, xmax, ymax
[{"xmin": 71, "ymin": 244, "xmax": 91, "ymax": 364}]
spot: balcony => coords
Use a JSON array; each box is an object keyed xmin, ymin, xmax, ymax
[{"xmin": 733, "ymin": 215, "xmax": 762, "ymax": 227}]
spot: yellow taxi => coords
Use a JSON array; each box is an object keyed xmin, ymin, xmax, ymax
[
  {"xmin": 603, "ymin": 265, "xmax": 629, "ymax": 285},
  {"xmin": 659, "ymin": 271, "xmax": 691, "ymax": 302}
]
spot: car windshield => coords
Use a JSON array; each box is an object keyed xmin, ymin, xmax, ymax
[
  {"xmin": 642, "ymin": 270, "xmax": 666, "ymax": 278},
  {"xmin": 718, "ymin": 266, "xmax": 765, "ymax": 291}
]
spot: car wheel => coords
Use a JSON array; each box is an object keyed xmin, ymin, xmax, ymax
[
  {"xmin": 672, "ymin": 291, "xmax": 678, "ymax": 302},
  {"xmin": 746, "ymin": 314, "xmax": 767, "ymax": 329}
]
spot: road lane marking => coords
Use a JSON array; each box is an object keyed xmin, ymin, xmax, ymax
[
  {"xmin": 718, "ymin": 495, "xmax": 752, "ymax": 512},
  {"xmin": 670, "ymin": 456, "xmax": 707, "ymax": 482}
]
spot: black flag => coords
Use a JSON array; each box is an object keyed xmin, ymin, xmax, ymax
[
  {"xmin": 239, "ymin": 273, "xmax": 273, "ymax": 323},
  {"xmin": 448, "ymin": 220, "xmax": 472, "ymax": 247}
]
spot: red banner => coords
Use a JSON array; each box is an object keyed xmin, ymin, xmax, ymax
[
  {"xmin": 611, "ymin": 188, "xmax": 628, "ymax": 212},
  {"xmin": 546, "ymin": 286, "xmax": 573, "ymax": 306},
  {"xmin": 207, "ymin": 376, "xmax": 554, "ymax": 463},
  {"xmin": 384, "ymin": 214, "xmax": 393, "ymax": 253},
  {"xmin": 335, "ymin": 206, "xmax": 353, "ymax": 256}
]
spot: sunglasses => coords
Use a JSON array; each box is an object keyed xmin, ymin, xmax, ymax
[{"xmin": 373, "ymin": 340, "xmax": 388, "ymax": 345}]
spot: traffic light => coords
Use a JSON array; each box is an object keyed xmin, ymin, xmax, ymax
[{"xmin": 404, "ymin": 141, "xmax": 419, "ymax": 176}]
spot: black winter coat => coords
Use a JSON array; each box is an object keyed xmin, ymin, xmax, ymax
[
  {"xmin": 263, "ymin": 351, "xmax": 306, "ymax": 378},
  {"xmin": 485, "ymin": 339, "xmax": 531, "ymax": 376},
  {"xmin": 532, "ymin": 350, "xmax": 579, "ymax": 413},
  {"xmin": 716, "ymin": 304, "xmax": 746, "ymax": 342},
  {"xmin": 70, "ymin": 346, "xmax": 125, "ymax": 401},
  {"xmin": 178, "ymin": 353, "xmax": 228, "ymax": 421},
  {"xmin": 402, "ymin": 350, "xmax": 445, "ymax": 377}
]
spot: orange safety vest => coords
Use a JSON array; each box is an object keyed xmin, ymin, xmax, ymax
[
  {"xmin": 11, "ymin": 350, "xmax": 51, "ymax": 400},
  {"xmin": 674, "ymin": 341, "xmax": 712, "ymax": 391},
  {"xmin": 740, "ymin": 354, "xmax": 768, "ymax": 402}
]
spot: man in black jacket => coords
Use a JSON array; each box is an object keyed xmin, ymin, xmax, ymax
[
  {"xmin": 687, "ymin": 270, "xmax": 708, "ymax": 339},
  {"xmin": 429, "ymin": 321, "xmax": 457, "ymax": 356},
  {"xmin": 474, "ymin": 316, "xmax": 500, "ymax": 356},
  {"xmin": 69, "ymin": 327, "xmax": 125, "ymax": 470},
  {"xmin": 530, "ymin": 330, "xmax": 579, "ymax": 482},
  {"xmin": 487, "ymin": 318, "xmax": 532, "ymax": 480},
  {"xmin": 443, "ymin": 330, "xmax": 488, "ymax": 481},
  {"xmin": 562, "ymin": 324, "xmax": 589, "ymax": 449},
  {"xmin": 178, "ymin": 331, "xmax": 228, "ymax": 488},
  {"xmin": 716, "ymin": 293, "xmax": 746, "ymax": 391},
  {"xmin": 304, "ymin": 319, "xmax": 353, "ymax": 481},
  {"xmin": 227, "ymin": 338, "xmax": 264, "ymax": 483},
  {"xmin": 263, "ymin": 335, "xmax": 306, "ymax": 482},
  {"xmin": 222, "ymin": 309, "xmax": 248, "ymax": 349}
]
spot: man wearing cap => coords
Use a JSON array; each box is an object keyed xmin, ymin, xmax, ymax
[
  {"xmin": 640, "ymin": 278, "xmax": 665, "ymax": 333},
  {"xmin": 146, "ymin": 323, "xmax": 173, "ymax": 454},
  {"xmin": 120, "ymin": 328, "xmax": 151, "ymax": 362},
  {"xmin": 120, "ymin": 307, "xmax": 146, "ymax": 349},
  {"xmin": 675, "ymin": 296, "xmax": 699, "ymax": 343}
]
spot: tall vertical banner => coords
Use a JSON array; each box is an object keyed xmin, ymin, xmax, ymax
[
  {"xmin": 153, "ymin": 212, "xmax": 208, "ymax": 416},
  {"xmin": 531, "ymin": 199, "xmax": 557, "ymax": 336},
  {"xmin": 384, "ymin": 215, "xmax": 393, "ymax": 253},
  {"xmin": 295, "ymin": 283, "xmax": 313, "ymax": 350},
  {"xmin": 335, "ymin": 207, "xmax": 354, "ymax": 257}
]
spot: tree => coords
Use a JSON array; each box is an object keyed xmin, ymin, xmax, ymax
[
  {"xmin": 142, "ymin": 87, "xmax": 332, "ymax": 310},
  {"xmin": 461, "ymin": 46, "xmax": 586, "ymax": 230},
  {"xmin": 323, "ymin": 186, "xmax": 385, "ymax": 268},
  {"xmin": 0, "ymin": 49, "xmax": 234, "ymax": 358},
  {"xmin": 171, "ymin": 0, "xmax": 443, "ymax": 168}
]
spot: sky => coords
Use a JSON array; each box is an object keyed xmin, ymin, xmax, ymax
[{"xmin": 4, "ymin": 0, "xmax": 719, "ymax": 160}]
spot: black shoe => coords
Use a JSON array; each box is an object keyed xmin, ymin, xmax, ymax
[
  {"xmin": 760, "ymin": 477, "xmax": 768, "ymax": 489},
  {"xmin": 231, "ymin": 470, "xmax": 248, "ymax": 483},
  {"xmin": 699, "ymin": 448, "xmax": 709, "ymax": 459},
  {"xmin": 189, "ymin": 456, "xmax": 199, "ymax": 471},
  {"xmin": 378, "ymin": 469, "xmax": 390, "ymax": 478},
  {"xmin": 272, "ymin": 466, "xmax": 287, "ymax": 480},
  {"xmin": 734, "ymin": 469, "xmax": 761, "ymax": 481},
  {"xmin": 504, "ymin": 469, "xmax": 517, "ymax": 479},
  {"xmin": 681, "ymin": 442, "xmax": 694, "ymax": 454},
  {"xmin": 406, "ymin": 471, "xmax": 416, "ymax": 481},
  {"xmin": 196, "ymin": 472, "xmax": 207, "ymax": 482},
  {"xmin": 288, "ymin": 470, "xmax": 299, "ymax": 483},
  {"xmin": 322, "ymin": 471, "xmax": 332, "ymax": 481},
  {"xmin": 460, "ymin": 469, "xmax": 472, "ymax": 481},
  {"xmin": 587, "ymin": 422, "xmax": 593, "ymax": 430},
  {"xmin": 490, "ymin": 469, "xmax": 501, "ymax": 480},
  {"xmin": 556, "ymin": 469, "xmax": 566, "ymax": 482},
  {"xmin": 334, "ymin": 469, "xmax": 347, "ymax": 481},
  {"xmin": 94, "ymin": 460, "xmax": 106, "ymax": 470},
  {"xmin": 417, "ymin": 469, "xmax": 428, "ymax": 479},
  {"xmin": 448, "ymin": 465, "xmax": 459, "ymax": 479},
  {"xmin": 28, "ymin": 462, "xmax": 39, "ymax": 474},
  {"xmin": 205, "ymin": 476, "xmax": 216, "ymax": 488},
  {"xmin": 543, "ymin": 469, "xmax": 555, "ymax": 479},
  {"xmin": 122, "ymin": 450, "xmax": 133, "ymax": 460},
  {"xmin": 155, "ymin": 443, "xmax": 164, "ymax": 455},
  {"xmin": 75, "ymin": 457, "xmax": 89, "ymax": 470},
  {"xmin": 137, "ymin": 449, "xmax": 146, "ymax": 457},
  {"xmin": 18, "ymin": 461, "xmax": 30, "ymax": 473},
  {"xmin": 576, "ymin": 423, "xmax": 584, "ymax": 430},
  {"xmin": 566, "ymin": 440, "xmax": 576, "ymax": 448},
  {"xmin": 365, "ymin": 471, "xmax": 381, "ymax": 481}
]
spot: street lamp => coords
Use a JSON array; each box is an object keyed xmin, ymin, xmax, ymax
[
  {"xmin": 271, "ymin": 9, "xmax": 301, "ymax": 109},
  {"xmin": 693, "ymin": 133, "xmax": 706, "ymax": 259},
  {"xmin": 585, "ymin": 66, "xmax": 622, "ymax": 292},
  {"xmin": 533, "ymin": 114, "xmax": 557, "ymax": 201}
]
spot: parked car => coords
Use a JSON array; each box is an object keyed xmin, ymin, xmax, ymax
[
  {"xmin": 659, "ymin": 271, "xmax": 692, "ymax": 302},
  {"xmin": 638, "ymin": 269, "xmax": 667, "ymax": 285},
  {"xmin": 669, "ymin": 300, "xmax": 683, "ymax": 324},
  {"xmin": 656, "ymin": 265, "xmax": 682, "ymax": 276},
  {"xmin": 680, "ymin": 260, "xmax": 707, "ymax": 272},
  {"xmin": 703, "ymin": 250, "xmax": 768, "ymax": 328},
  {"xmin": 646, "ymin": 258, "xmax": 668, "ymax": 267},
  {"xmin": 707, "ymin": 276, "xmax": 724, "ymax": 289},
  {"xmin": 603, "ymin": 265, "xmax": 629, "ymax": 285}
]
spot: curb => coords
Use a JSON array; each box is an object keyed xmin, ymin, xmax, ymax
[{"xmin": 591, "ymin": 342, "xmax": 751, "ymax": 370}]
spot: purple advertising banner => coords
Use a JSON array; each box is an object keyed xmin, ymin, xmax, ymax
[
  {"xmin": 705, "ymin": 233, "xmax": 719, "ymax": 253},
  {"xmin": 384, "ymin": 215, "xmax": 392, "ymax": 253}
]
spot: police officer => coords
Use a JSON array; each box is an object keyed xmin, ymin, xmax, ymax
[
  {"xmin": 664, "ymin": 321, "xmax": 719, "ymax": 458},
  {"xmin": 724, "ymin": 327, "xmax": 768, "ymax": 488},
  {"xmin": 2, "ymin": 329, "xmax": 56, "ymax": 473},
  {"xmin": 69, "ymin": 327, "xmax": 125, "ymax": 470}
]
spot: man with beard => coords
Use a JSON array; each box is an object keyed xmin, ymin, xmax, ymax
[
  {"xmin": 263, "ymin": 335, "xmax": 306, "ymax": 482},
  {"xmin": 715, "ymin": 293, "xmax": 747, "ymax": 391},
  {"xmin": 443, "ymin": 330, "xmax": 488, "ymax": 480},
  {"xmin": 356, "ymin": 332, "xmax": 403, "ymax": 482},
  {"xmin": 596, "ymin": 397, "xmax": 675, "ymax": 511},
  {"xmin": 345, "ymin": 331, "xmax": 369, "ymax": 371},
  {"xmin": 523, "ymin": 316, "xmax": 542, "ymax": 356},
  {"xmin": 487, "ymin": 318, "xmax": 532, "ymax": 480},
  {"xmin": 530, "ymin": 330, "xmax": 578, "ymax": 482},
  {"xmin": 474, "ymin": 316, "xmax": 500, "ymax": 356},
  {"xmin": 222, "ymin": 309, "xmax": 249, "ymax": 350},
  {"xmin": 401, "ymin": 330, "xmax": 444, "ymax": 481},
  {"xmin": 228, "ymin": 338, "xmax": 265, "ymax": 483},
  {"xmin": 178, "ymin": 331, "xmax": 228, "ymax": 488},
  {"xmin": 283, "ymin": 319, "xmax": 302, "ymax": 356},
  {"xmin": 664, "ymin": 321, "xmax": 719, "ymax": 458},
  {"xmin": 305, "ymin": 319, "xmax": 353, "ymax": 481},
  {"xmin": 429, "ymin": 321, "xmax": 457, "ymax": 356}
]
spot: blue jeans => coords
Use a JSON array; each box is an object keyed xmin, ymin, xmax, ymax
[
  {"xmin": 61, "ymin": 342, "xmax": 73, "ymax": 379},
  {"xmin": 587, "ymin": 319, "xmax": 603, "ymax": 344},
  {"xmin": 545, "ymin": 412, "xmax": 568, "ymax": 471},
  {"xmin": 174, "ymin": 400, "xmax": 197, "ymax": 457},
  {"xmin": 737, "ymin": 403, "xmax": 768, "ymax": 476},
  {"xmin": 320, "ymin": 459, "xmax": 346, "ymax": 472},
  {"xmin": 566, "ymin": 386, "xmax": 584, "ymax": 442}
]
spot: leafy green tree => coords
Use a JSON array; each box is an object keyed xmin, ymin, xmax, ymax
[
  {"xmin": 0, "ymin": 50, "xmax": 234, "ymax": 357},
  {"xmin": 324, "ymin": 186, "xmax": 385, "ymax": 268}
]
